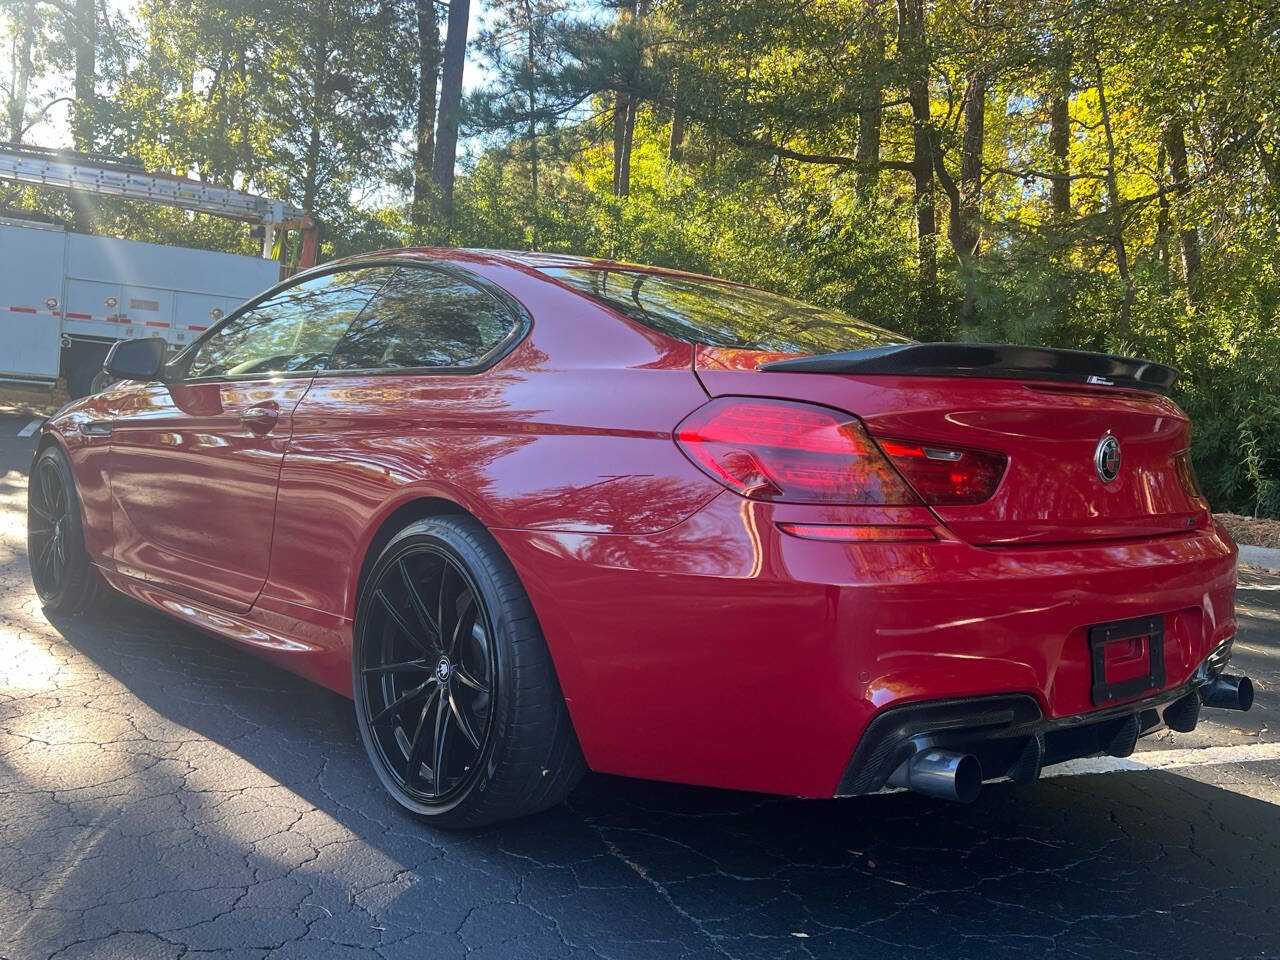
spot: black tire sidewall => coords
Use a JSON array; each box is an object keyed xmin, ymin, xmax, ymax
[
  {"xmin": 28, "ymin": 445, "xmax": 92, "ymax": 611},
  {"xmin": 352, "ymin": 517, "xmax": 514, "ymax": 822}
]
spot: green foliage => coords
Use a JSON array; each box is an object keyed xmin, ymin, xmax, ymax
[{"xmin": 2, "ymin": 0, "xmax": 1277, "ymax": 514}]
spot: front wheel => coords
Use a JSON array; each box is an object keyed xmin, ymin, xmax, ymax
[
  {"xmin": 27, "ymin": 445, "xmax": 105, "ymax": 614},
  {"xmin": 352, "ymin": 515, "xmax": 585, "ymax": 827}
]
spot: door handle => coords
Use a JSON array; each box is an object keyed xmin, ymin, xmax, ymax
[{"xmin": 241, "ymin": 403, "xmax": 279, "ymax": 434}]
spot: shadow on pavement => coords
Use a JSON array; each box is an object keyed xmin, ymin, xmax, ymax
[{"xmin": 6, "ymin": 597, "xmax": 1278, "ymax": 960}]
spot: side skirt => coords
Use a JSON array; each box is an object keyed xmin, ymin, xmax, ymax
[{"xmin": 96, "ymin": 564, "xmax": 355, "ymax": 697}]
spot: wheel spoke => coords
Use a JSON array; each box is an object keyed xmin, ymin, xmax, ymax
[
  {"xmin": 35, "ymin": 534, "xmax": 54, "ymax": 578},
  {"xmin": 436, "ymin": 561, "xmax": 455, "ymax": 652},
  {"xmin": 361, "ymin": 658, "xmax": 430, "ymax": 676},
  {"xmin": 404, "ymin": 685, "xmax": 441, "ymax": 783},
  {"xmin": 449, "ymin": 689, "xmax": 482, "ymax": 749},
  {"xmin": 369, "ymin": 676, "xmax": 436, "ymax": 726},
  {"xmin": 453, "ymin": 662, "xmax": 487, "ymax": 693},
  {"xmin": 375, "ymin": 589, "xmax": 432, "ymax": 657},
  {"xmin": 399, "ymin": 560, "xmax": 441, "ymax": 643},
  {"xmin": 446, "ymin": 591, "xmax": 476, "ymax": 658},
  {"xmin": 431, "ymin": 685, "xmax": 452, "ymax": 796},
  {"xmin": 39, "ymin": 463, "xmax": 59, "ymax": 515},
  {"xmin": 28, "ymin": 501, "xmax": 55, "ymax": 523}
]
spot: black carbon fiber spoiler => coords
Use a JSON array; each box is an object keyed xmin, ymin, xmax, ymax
[{"xmin": 759, "ymin": 343, "xmax": 1178, "ymax": 392}]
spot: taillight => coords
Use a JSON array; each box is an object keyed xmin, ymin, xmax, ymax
[
  {"xmin": 1174, "ymin": 450, "xmax": 1205, "ymax": 501},
  {"xmin": 778, "ymin": 523, "xmax": 937, "ymax": 542},
  {"xmin": 674, "ymin": 397, "xmax": 921, "ymax": 504},
  {"xmin": 876, "ymin": 439, "xmax": 1007, "ymax": 505}
]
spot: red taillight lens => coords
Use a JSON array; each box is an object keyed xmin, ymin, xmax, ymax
[
  {"xmin": 1174, "ymin": 450, "xmax": 1205, "ymax": 501},
  {"xmin": 876, "ymin": 439, "xmax": 1007, "ymax": 505},
  {"xmin": 778, "ymin": 523, "xmax": 937, "ymax": 542},
  {"xmin": 674, "ymin": 398, "xmax": 921, "ymax": 504}
]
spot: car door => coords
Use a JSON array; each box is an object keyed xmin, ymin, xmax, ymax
[
  {"xmin": 265, "ymin": 264, "xmax": 529, "ymax": 622},
  {"xmin": 108, "ymin": 266, "xmax": 395, "ymax": 611}
]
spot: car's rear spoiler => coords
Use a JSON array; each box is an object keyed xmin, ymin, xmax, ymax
[{"xmin": 759, "ymin": 343, "xmax": 1179, "ymax": 393}]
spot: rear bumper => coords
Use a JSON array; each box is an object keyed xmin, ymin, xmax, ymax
[
  {"xmin": 837, "ymin": 638, "xmax": 1238, "ymax": 796},
  {"xmin": 494, "ymin": 496, "xmax": 1239, "ymax": 798}
]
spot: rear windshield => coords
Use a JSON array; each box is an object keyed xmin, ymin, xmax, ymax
[{"xmin": 541, "ymin": 267, "xmax": 912, "ymax": 354}]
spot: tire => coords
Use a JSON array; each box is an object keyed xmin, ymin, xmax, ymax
[
  {"xmin": 27, "ymin": 445, "xmax": 106, "ymax": 614},
  {"xmin": 352, "ymin": 514, "xmax": 585, "ymax": 827}
]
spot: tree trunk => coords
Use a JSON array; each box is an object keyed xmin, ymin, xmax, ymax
[
  {"xmin": 613, "ymin": 93, "xmax": 634, "ymax": 196},
  {"xmin": 959, "ymin": 75, "xmax": 984, "ymax": 251},
  {"xmin": 621, "ymin": 98, "xmax": 636, "ymax": 194},
  {"xmin": 612, "ymin": 0, "xmax": 639, "ymax": 197},
  {"xmin": 1046, "ymin": 38, "xmax": 1072, "ymax": 329},
  {"xmin": 1093, "ymin": 56, "xmax": 1133, "ymax": 338},
  {"xmin": 854, "ymin": 0, "xmax": 885, "ymax": 198},
  {"xmin": 956, "ymin": 66, "xmax": 985, "ymax": 324},
  {"xmin": 69, "ymin": 0, "xmax": 96, "ymax": 230},
  {"xmin": 7, "ymin": 2, "xmax": 35, "ymax": 143},
  {"xmin": 433, "ymin": 0, "xmax": 470, "ymax": 212},
  {"xmin": 1162, "ymin": 118, "xmax": 1201, "ymax": 302},
  {"xmin": 303, "ymin": 122, "xmax": 322, "ymax": 212},
  {"xmin": 1048, "ymin": 95, "xmax": 1071, "ymax": 218},
  {"xmin": 72, "ymin": 0, "xmax": 95, "ymax": 152},
  {"xmin": 1048, "ymin": 41, "xmax": 1071, "ymax": 221},
  {"xmin": 524, "ymin": 0, "xmax": 539, "ymax": 240},
  {"xmin": 412, "ymin": 0, "xmax": 441, "ymax": 228},
  {"xmin": 1155, "ymin": 142, "xmax": 1172, "ymax": 282},
  {"xmin": 668, "ymin": 71, "xmax": 685, "ymax": 163},
  {"xmin": 303, "ymin": 13, "xmax": 329, "ymax": 215},
  {"xmin": 896, "ymin": 0, "xmax": 937, "ymax": 314}
]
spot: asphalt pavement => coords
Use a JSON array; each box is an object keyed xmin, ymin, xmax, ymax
[{"xmin": 2, "ymin": 411, "xmax": 1279, "ymax": 960}]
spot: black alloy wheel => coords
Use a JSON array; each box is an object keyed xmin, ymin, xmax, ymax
[
  {"xmin": 27, "ymin": 445, "xmax": 103, "ymax": 614},
  {"xmin": 353, "ymin": 515, "xmax": 586, "ymax": 827},
  {"xmin": 28, "ymin": 455, "xmax": 70, "ymax": 598},
  {"xmin": 359, "ymin": 545, "xmax": 496, "ymax": 804}
]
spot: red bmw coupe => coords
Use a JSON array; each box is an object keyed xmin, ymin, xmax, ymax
[{"xmin": 28, "ymin": 249, "xmax": 1253, "ymax": 825}]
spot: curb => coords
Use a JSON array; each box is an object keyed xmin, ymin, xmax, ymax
[{"xmin": 1239, "ymin": 544, "xmax": 1280, "ymax": 574}]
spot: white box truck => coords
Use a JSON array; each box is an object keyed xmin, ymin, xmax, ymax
[{"xmin": 0, "ymin": 215, "xmax": 281, "ymax": 397}]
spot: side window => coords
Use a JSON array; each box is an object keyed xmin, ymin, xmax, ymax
[
  {"xmin": 184, "ymin": 267, "xmax": 393, "ymax": 379},
  {"xmin": 327, "ymin": 267, "xmax": 519, "ymax": 371}
]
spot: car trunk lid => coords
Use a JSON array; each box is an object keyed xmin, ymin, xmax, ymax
[{"xmin": 695, "ymin": 345, "xmax": 1207, "ymax": 546}]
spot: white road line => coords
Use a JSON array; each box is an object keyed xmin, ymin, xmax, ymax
[
  {"xmin": 16, "ymin": 417, "xmax": 42, "ymax": 437},
  {"xmin": 1045, "ymin": 741, "xmax": 1280, "ymax": 778}
]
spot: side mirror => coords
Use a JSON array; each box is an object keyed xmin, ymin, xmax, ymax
[{"xmin": 104, "ymin": 337, "xmax": 168, "ymax": 382}]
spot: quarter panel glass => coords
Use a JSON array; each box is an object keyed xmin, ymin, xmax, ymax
[{"xmin": 327, "ymin": 266, "xmax": 520, "ymax": 371}]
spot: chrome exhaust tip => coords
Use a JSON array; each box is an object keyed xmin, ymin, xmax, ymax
[
  {"xmin": 1200, "ymin": 674, "xmax": 1254, "ymax": 712},
  {"xmin": 889, "ymin": 749, "xmax": 982, "ymax": 803}
]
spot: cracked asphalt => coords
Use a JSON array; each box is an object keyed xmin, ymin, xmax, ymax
[{"xmin": 2, "ymin": 414, "xmax": 1280, "ymax": 960}]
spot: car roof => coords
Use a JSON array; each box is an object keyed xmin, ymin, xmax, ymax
[{"xmin": 334, "ymin": 247, "xmax": 742, "ymax": 286}]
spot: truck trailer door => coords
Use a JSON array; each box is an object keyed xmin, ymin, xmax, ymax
[{"xmin": 0, "ymin": 219, "xmax": 65, "ymax": 385}]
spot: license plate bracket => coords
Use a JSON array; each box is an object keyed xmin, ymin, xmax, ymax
[{"xmin": 1089, "ymin": 615, "xmax": 1165, "ymax": 706}]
